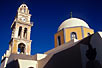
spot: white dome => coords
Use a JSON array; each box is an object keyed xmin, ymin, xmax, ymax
[{"xmin": 58, "ymin": 18, "xmax": 89, "ymax": 31}]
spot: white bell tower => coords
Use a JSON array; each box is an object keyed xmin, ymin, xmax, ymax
[{"xmin": 9, "ymin": 4, "xmax": 33, "ymax": 55}]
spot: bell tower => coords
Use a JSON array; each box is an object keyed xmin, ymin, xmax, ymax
[{"xmin": 9, "ymin": 4, "xmax": 33, "ymax": 55}]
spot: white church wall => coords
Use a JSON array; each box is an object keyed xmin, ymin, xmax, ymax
[
  {"xmin": 80, "ymin": 32, "xmax": 102, "ymax": 68},
  {"xmin": 36, "ymin": 54, "xmax": 47, "ymax": 60},
  {"xmin": 80, "ymin": 44, "xmax": 88, "ymax": 68},
  {"xmin": 38, "ymin": 39, "xmax": 79, "ymax": 68},
  {"xmin": 18, "ymin": 59, "xmax": 38, "ymax": 68},
  {"xmin": 38, "ymin": 53, "xmax": 54, "ymax": 68},
  {"xmin": 90, "ymin": 32, "xmax": 102, "ymax": 65}
]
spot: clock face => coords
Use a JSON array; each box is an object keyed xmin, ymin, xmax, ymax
[{"xmin": 21, "ymin": 17, "xmax": 26, "ymax": 22}]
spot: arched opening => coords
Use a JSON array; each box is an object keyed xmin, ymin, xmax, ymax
[
  {"xmin": 29, "ymin": 67, "xmax": 34, "ymax": 68},
  {"xmin": 20, "ymin": 8, "xmax": 22, "ymax": 12},
  {"xmin": 20, "ymin": 5, "xmax": 26, "ymax": 13},
  {"xmin": 24, "ymin": 8, "xmax": 26, "ymax": 13},
  {"xmin": 24, "ymin": 6, "xmax": 26, "ymax": 13},
  {"xmin": 87, "ymin": 33, "xmax": 91, "ymax": 36},
  {"xmin": 71, "ymin": 32, "xmax": 77, "ymax": 40},
  {"xmin": 18, "ymin": 43, "xmax": 26, "ymax": 54},
  {"xmin": 57, "ymin": 36, "xmax": 61, "ymax": 46},
  {"xmin": 23, "ymin": 28, "xmax": 27, "ymax": 39},
  {"xmin": 18, "ymin": 26, "xmax": 22, "ymax": 38}
]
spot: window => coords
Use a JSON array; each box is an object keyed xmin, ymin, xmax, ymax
[
  {"xmin": 18, "ymin": 26, "xmax": 22, "ymax": 38},
  {"xmin": 57, "ymin": 36, "xmax": 61, "ymax": 46},
  {"xmin": 24, "ymin": 28, "xmax": 27, "ymax": 39},
  {"xmin": 71, "ymin": 32, "xmax": 77, "ymax": 40},
  {"xmin": 24, "ymin": 8, "xmax": 26, "ymax": 13},
  {"xmin": 87, "ymin": 33, "xmax": 91, "ymax": 36},
  {"xmin": 20, "ymin": 8, "xmax": 22, "ymax": 12},
  {"xmin": 29, "ymin": 67, "xmax": 34, "ymax": 68},
  {"xmin": 18, "ymin": 43, "xmax": 25, "ymax": 54}
]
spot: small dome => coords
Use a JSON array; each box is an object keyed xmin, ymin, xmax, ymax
[
  {"xmin": 19, "ymin": 4, "xmax": 28, "ymax": 8},
  {"xmin": 18, "ymin": 4, "xmax": 29, "ymax": 14},
  {"xmin": 58, "ymin": 18, "xmax": 90, "ymax": 31}
]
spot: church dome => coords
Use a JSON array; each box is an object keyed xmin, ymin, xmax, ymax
[{"xmin": 58, "ymin": 18, "xmax": 90, "ymax": 31}]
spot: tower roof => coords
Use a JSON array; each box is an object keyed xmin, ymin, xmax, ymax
[
  {"xmin": 17, "ymin": 4, "xmax": 29, "ymax": 14},
  {"xmin": 58, "ymin": 18, "xmax": 90, "ymax": 31},
  {"xmin": 19, "ymin": 4, "xmax": 28, "ymax": 9}
]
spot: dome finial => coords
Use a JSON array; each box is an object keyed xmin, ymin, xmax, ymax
[{"xmin": 70, "ymin": 12, "xmax": 72, "ymax": 18}]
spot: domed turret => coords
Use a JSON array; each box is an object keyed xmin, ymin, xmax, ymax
[
  {"xmin": 58, "ymin": 18, "xmax": 90, "ymax": 31},
  {"xmin": 54, "ymin": 17, "xmax": 94, "ymax": 48}
]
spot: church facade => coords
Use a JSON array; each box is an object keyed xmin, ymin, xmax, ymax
[{"xmin": 1, "ymin": 4, "xmax": 102, "ymax": 68}]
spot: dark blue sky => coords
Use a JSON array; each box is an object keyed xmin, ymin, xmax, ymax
[{"xmin": 0, "ymin": 0, "xmax": 102, "ymax": 60}]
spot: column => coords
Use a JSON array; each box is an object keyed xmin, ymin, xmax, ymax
[{"xmin": 21, "ymin": 27, "xmax": 24, "ymax": 39}]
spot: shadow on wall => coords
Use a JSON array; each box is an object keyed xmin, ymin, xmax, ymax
[
  {"xmin": 44, "ymin": 44, "xmax": 82, "ymax": 68},
  {"xmin": 86, "ymin": 60, "xmax": 102, "ymax": 68},
  {"xmin": 6, "ymin": 60, "xmax": 19, "ymax": 68},
  {"xmin": 86, "ymin": 43, "xmax": 102, "ymax": 68}
]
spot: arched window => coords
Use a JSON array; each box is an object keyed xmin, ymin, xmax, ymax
[
  {"xmin": 87, "ymin": 33, "xmax": 91, "ymax": 36},
  {"xmin": 24, "ymin": 8, "xmax": 26, "ymax": 13},
  {"xmin": 20, "ymin": 8, "xmax": 22, "ymax": 12},
  {"xmin": 29, "ymin": 67, "xmax": 34, "ymax": 68},
  {"xmin": 18, "ymin": 26, "xmax": 22, "ymax": 38},
  {"xmin": 24, "ymin": 6, "xmax": 26, "ymax": 13},
  {"xmin": 18, "ymin": 43, "xmax": 25, "ymax": 54},
  {"xmin": 57, "ymin": 36, "xmax": 61, "ymax": 46},
  {"xmin": 23, "ymin": 28, "xmax": 27, "ymax": 39},
  {"xmin": 71, "ymin": 32, "xmax": 77, "ymax": 40}
]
